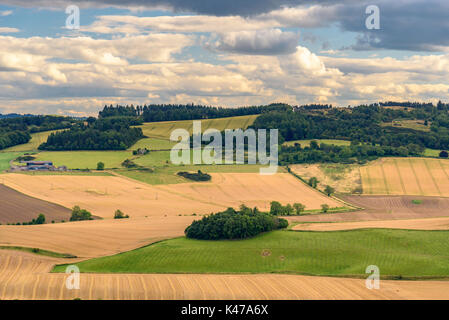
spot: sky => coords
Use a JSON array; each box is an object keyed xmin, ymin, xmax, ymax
[{"xmin": 0, "ymin": 0, "xmax": 448, "ymax": 116}]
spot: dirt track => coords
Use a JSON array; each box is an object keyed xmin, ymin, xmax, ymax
[
  {"xmin": 1, "ymin": 250, "xmax": 448, "ymax": 300},
  {"xmin": 0, "ymin": 184, "xmax": 70, "ymax": 224}
]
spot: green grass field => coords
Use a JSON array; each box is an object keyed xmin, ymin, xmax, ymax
[
  {"xmin": 116, "ymin": 163, "xmax": 277, "ymax": 185},
  {"xmin": 283, "ymin": 139, "xmax": 351, "ymax": 147},
  {"xmin": 0, "ymin": 152, "xmax": 22, "ymax": 172},
  {"xmin": 3, "ymin": 130, "xmax": 63, "ymax": 152},
  {"xmin": 136, "ymin": 115, "xmax": 258, "ymax": 141},
  {"xmin": 129, "ymin": 137, "xmax": 176, "ymax": 151},
  {"xmin": 53, "ymin": 229, "xmax": 449, "ymax": 279},
  {"xmin": 34, "ymin": 151, "xmax": 132, "ymax": 169}
]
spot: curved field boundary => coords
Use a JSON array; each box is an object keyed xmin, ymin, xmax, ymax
[{"xmin": 0, "ymin": 184, "xmax": 71, "ymax": 224}]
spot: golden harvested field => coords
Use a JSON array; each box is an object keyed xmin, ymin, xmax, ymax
[
  {"xmin": 1, "ymin": 250, "xmax": 449, "ymax": 300},
  {"xmin": 293, "ymin": 217, "xmax": 449, "ymax": 231},
  {"xmin": 0, "ymin": 216, "xmax": 194, "ymax": 258},
  {"xmin": 360, "ymin": 158, "xmax": 449, "ymax": 196},
  {"xmin": 0, "ymin": 172, "xmax": 339, "ymax": 219},
  {"xmin": 290, "ymin": 163, "xmax": 362, "ymax": 194},
  {"xmin": 159, "ymin": 172, "xmax": 341, "ymax": 211}
]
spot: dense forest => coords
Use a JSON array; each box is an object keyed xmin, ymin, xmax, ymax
[
  {"xmin": 0, "ymin": 115, "xmax": 76, "ymax": 150},
  {"xmin": 185, "ymin": 205, "xmax": 288, "ymax": 240},
  {"xmin": 39, "ymin": 117, "xmax": 144, "ymax": 150},
  {"xmin": 99, "ymin": 103, "xmax": 290, "ymax": 122},
  {"xmin": 251, "ymin": 104, "xmax": 449, "ymax": 149}
]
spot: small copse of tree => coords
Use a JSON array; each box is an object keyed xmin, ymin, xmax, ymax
[
  {"xmin": 177, "ymin": 170, "xmax": 211, "ymax": 181},
  {"xmin": 114, "ymin": 210, "xmax": 129, "ymax": 219},
  {"xmin": 185, "ymin": 205, "xmax": 288, "ymax": 240},
  {"xmin": 70, "ymin": 206, "xmax": 93, "ymax": 221}
]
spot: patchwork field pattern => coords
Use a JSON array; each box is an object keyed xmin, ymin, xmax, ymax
[
  {"xmin": 0, "ymin": 172, "xmax": 339, "ymax": 220},
  {"xmin": 360, "ymin": 158, "xmax": 449, "ymax": 196},
  {"xmin": 1, "ymin": 250, "xmax": 449, "ymax": 300},
  {"xmin": 0, "ymin": 216, "xmax": 195, "ymax": 258}
]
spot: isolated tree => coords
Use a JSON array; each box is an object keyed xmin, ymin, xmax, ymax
[
  {"xmin": 35, "ymin": 213, "xmax": 46, "ymax": 225},
  {"xmin": 270, "ymin": 201, "xmax": 283, "ymax": 215},
  {"xmin": 321, "ymin": 204, "xmax": 330, "ymax": 213},
  {"xmin": 324, "ymin": 185, "xmax": 335, "ymax": 196},
  {"xmin": 97, "ymin": 161, "xmax": 105, "ymax": 170},
  {"xmin": 439, "ymin": 150, "xmax": 448, "ymax": 158},
  {"xmin": 114, "ymin": 209, "xmax": 129, "ymax": 219},
  {"xmin": 308, "ymin": 177, "xmax": 319, "ymax": 188},
  {"xmin": 293, "ymin": 203, "xmax": 305, "ymax": 215}
]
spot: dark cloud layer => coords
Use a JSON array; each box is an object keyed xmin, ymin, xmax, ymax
[{"xmin": 0, "ymin": 0, "xmax": 359, "ymax": 15}]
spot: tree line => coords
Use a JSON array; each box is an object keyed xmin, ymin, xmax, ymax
[{"xmin": 39, "ymin": 117, "xmax": 144, "ymax": 151}]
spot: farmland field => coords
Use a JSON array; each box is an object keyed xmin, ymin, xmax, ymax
[
  {"xmin": 360, "ymin": 157, "xmax": 449, "ymax": 196},
  {"xmin": 3, "ymin": 130, "xmax": 62, "ymax": 152},
  {"xmin": 53, "ymin": 229, "xmax": 449, "ymax": 278},
  {"xmin": 0, "ymin": 152, "xmax": 21, "ymax": 172},
  {"xmin": 283, "ymin": 139, "xmax": 350, "ymax": 147},
  {"xmin": 290, "ymin": 163, "xmax": 362, "ymax": 194},
  {"xmin": 0, "ymin": 216, "xmax": 195, "ymax": 257},
  {"xmin": 34, "ymin": 151, "xmax": 132, "ymax": 169},
  {"xmin": 0, "ymin": 184, "xmax": 71, "ymax": 224},
  {"xmin": 136, "ymin": 115, "xmax": 258, "ymax": 141},
  {"xmin": 0, "ymin": 171, "xmax": 337, "ymax": 218},
  {"xmin": 2, "ymin": 250, "xmax": 449, "ymax": 300},
  {"xmin": 293, "ymin": 216, "xmax": 449, "ymax": 231}
]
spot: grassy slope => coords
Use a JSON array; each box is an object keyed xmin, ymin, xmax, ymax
[
  {"xmin": 283, "ymin": 139, "xmax": 350, "ymax": 147},
  {"xmin": 0, "ymin": 152, "xmax": 22, "ymax": 172},
  {"xmin": 53, "ymin": 229, "xmax": 449, "ymax": 278},
  {"xmin": 3, "ymin": 130, "xmax": 62, "ymax": 152},
  {"xmin": 116, "ymin": 164, "xmax": 278, "ymax": 185}
]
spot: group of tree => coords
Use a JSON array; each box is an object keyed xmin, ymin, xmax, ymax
[
  {"xmin": 177, "ymin": 170, "xmax": 211, "ymax": 181},
  {"xmin": 7, "ymin": 213, "xmax": 46, "ymax": 225},
  {"xmin": 39, "ymin": 117, "xmax": 144, "ymax": 151},
  {"xmin": 98, "ymin": 103, "xmax": 291, "ymax": 122},
  {"xmin": 185, "ymin": 205, "xmax": 288, "ymax": 240},
  {"xmin": 70, "ymin": 206, "xmax": 93, "ymax": 221},
  {"xmin": 114, "ymin": 209, "xmax": 129, "ymax": 219},
  {"xmin": 269, "ymin": 201, "xmax": 306, "ymax": 216},
  {"xmin": 0, "ymin": 115, "xmax": 78, "ymax": 150},
  {"xmin": 251, "ymin": 104, "xmax": 449, "ymax": 151},
  {"xmin": 279, "ymin": 141, "xmax": 426, "ymax": 165}
]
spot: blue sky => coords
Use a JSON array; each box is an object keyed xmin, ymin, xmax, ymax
[{"xmin": 0, "ymin": 1, "xmax": 448, "ymax": 116}]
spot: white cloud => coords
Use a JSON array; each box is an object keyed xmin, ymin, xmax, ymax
[{"xmin": 0, "ymin": 27, "xmax": 19, "ymax": 33}]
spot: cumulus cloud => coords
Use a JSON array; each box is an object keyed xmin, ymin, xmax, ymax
[
  {"xmin": 207, "ymin": 29, "xmax": 299, "ymax": 55},
  {"xmin": 0, "ymin": 27, "xmax": 19, "ymax": 33}
]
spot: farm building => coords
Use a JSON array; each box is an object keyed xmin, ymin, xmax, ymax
[{"xmin": 14, "ymin": 161, "xmax": 67, "ymax": 172}]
